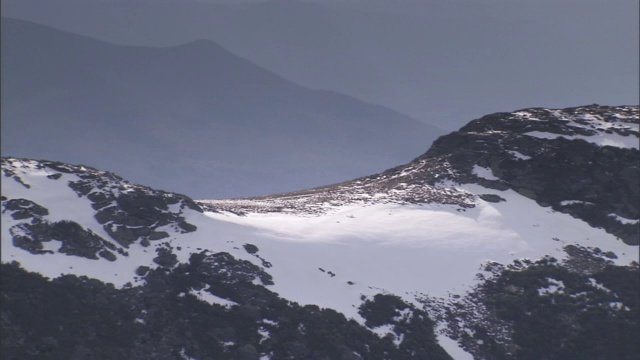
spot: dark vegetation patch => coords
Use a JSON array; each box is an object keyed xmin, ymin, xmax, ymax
[
  {"xmin": 437, "ymin": 247, "xmax": 640, "ymax": 360},
  {"xmin": 152, "ymin": 247, "xmax": 178, "ymax": 268},
  {"xmin": 359, "ymin": 294, "xmax": 451, "ymax": 359},
  {"xmin": 1, "ymin": 252, "xmax": 452, "ymax": 360},
  {"xmin": 360, "ymin": 294, "xmax": 410, "ymax": 328}
]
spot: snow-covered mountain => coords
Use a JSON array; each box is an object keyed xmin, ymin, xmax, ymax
[{"xmin": 2, "ymin": 105, "xmax": 639, "ymax": 359}]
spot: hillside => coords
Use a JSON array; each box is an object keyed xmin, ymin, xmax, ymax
[{"xmin": 2, "ymin": 105, "xmax": 638, "ymax": 359}]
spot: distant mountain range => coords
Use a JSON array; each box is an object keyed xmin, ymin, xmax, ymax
[
  {"xmin": 2, "ymin": 105, "xmax": 638, "ymax": 359},
  {"xmin": 1, "ymin": 17, "xmax": 443, "ymax": 199},
  {"xmin": 2, "ymin": 0, "xmax": 637, "ymax": 128}
]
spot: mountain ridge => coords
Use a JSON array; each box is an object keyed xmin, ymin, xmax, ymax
[
  {"xmin": 3, "ymin": 0, "xmax": 637, "ymax": 129},
  {"xmin": 2, "ymin": 105, "xmax": 638, "ymax": 359},
  {"xmin": 201, "ymin": 105, "xmax": 639, "ymax": 243}
]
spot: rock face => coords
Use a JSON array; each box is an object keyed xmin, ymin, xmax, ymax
[
  {"xmin": 423, "ymin": 105, "xmax": 639, "ymax": 244},
  {"xmin": 65, "ymin": 163, "xmax": 202, "ymax": 248},
  {"xmin": 203, "ymin": 105, "xmax": 639, "ymax": 244},
  {"xmin": 9, "ymin": 219, "xmax": 120, "ymax": 260},
  {"xmin": 2, "ymin": 195, "xmax": 121, "ymax": 260},
  {"xmin": 2, "ymin": 198, "xmax": 49, "ymax": 220},
  {"xmin": 1, "ymin": 158, "xmax": 202, "ymax": 262}
]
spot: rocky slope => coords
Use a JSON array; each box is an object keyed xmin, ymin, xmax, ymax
[
  {"xmin": 2, "ymin": 105, "xmax": 639, "ymax": 359},
  {"xmin": 202, "ymin": 105, "xmax": 639, "ymax": 245}
]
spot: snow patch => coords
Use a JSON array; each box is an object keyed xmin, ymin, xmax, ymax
[
  {"xmin": 179, "ymin": 348, "xmax": 196, "ymax": 360},
  {"xmin": 588, "ymin": 278, "xmax": 611, "ymax": 293},
  {"xmin": 472, "ymin": 165, "xmax": 499, "ymax": 180},
  {"xmin": 258, "ymin": 327, "xmax": 270, "ymax": 344},
  {"xmin": 560, "ymin": 200, "xmax": 594, "ymax": 206},
  {"xmin": 537, "ymin": 278, "xmax": 565, "ymax": 296},
  {"xmin": 189, "ymin": 285, "xmax": 238, "ymax": 308},
  {"xmin": 608, "ymin": 213, "xmax": 639, "ymax": 225},
  {"xmin": 436, "ymin": 329, "xmax": 474, "ymax": 360},
  {"xmin": 507, "ymin": 150, "xmax": 532, "ymax": 160},
  {"xmin": 608, "ymin": 302, "xmax": 630, "ymax": 311}
]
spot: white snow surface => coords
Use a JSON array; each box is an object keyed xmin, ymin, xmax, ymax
[
  {"xmin": 436, "ymin": 328, "xmax": 474, "ymax": 360},
  {"xmin": 179, "ymin": 348, "xmax": 196, "ymax": 360},
  {"xmin": 189, "ymin": 285, "xmax": 238, "ymax": 308},
  {"xmin": 537, "ymin": 278, "xmax": 565, "ymax": 296},
  {"xmin": 257, "ymin": 327, "xmax": 270, "ymax": 344},
  {"xmin": 203, "ymin": 182, "xmax": 637, "ymax": 320},
  {"xmin": 608, "ymin": 213, "xmax": 640, "ymax": 225},
  {"xmin": 472, "ymin": 165, "xmax": 499, "ymax": 180},
  {"xmin": 507, "ymin": 150, "xmax": 532, "ymax": 160}
]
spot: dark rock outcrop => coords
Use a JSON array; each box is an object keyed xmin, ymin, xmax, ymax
[
  {"xmin": 423, "ymin": 105, "xmax": 639, "ymax": 244},
  {"xmin": 2, "ymin": 198, "xmax": 49, "ymax": 220},
  {"xmin": 67, "ymin": 169, "xmax": 202, "ymax": 248}
]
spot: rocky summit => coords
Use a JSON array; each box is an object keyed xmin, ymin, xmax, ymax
[{"xmin": 2, "ymin": 105, "xmax": 639, "ymax": 360}]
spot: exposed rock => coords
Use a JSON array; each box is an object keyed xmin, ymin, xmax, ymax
[
  {"xmin": 148, "ymin": 231, "xmax": 170, "ymax": 241},
  {"xmin": 2, "ymin": 198, "xmax": 49, "ymax": 220},
  {"xmin": 153, "ymin": 248, "xmax": 178, "ymax": 268},
  {"xmin": 243, "ymin": 244, "xmax": 259, "ymax": 254},
  {"xmin": 191, "ymin": 252, "xmax": 274, "ymax": 286},
  {"xmin": 479, "ymin": 194, "xmax": 506, "ymax": 203},
  {"xmin": 68, "ymin": 173, "xmax": 200, "ymax": 247},
  {"xmin": 135, "ymin": 266, "xmax": 150, "ymax": 276},
  {"xmin": 2, "ymin": 190, "xmax": 123, "ymax": 260},
  {"xmin": 99, "ymin": 250, "xmax": 117, "ymax": 262},
  {"xmin": 177, "ymin": 221, "xmax": 197, "ymax": 232}
]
